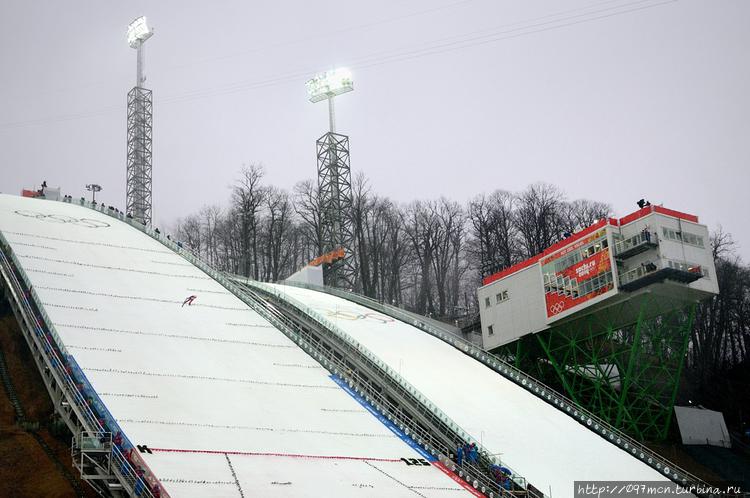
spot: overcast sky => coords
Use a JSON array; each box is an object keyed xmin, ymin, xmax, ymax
[{"xmin": 1, "ymin": 0, "xmax": 748, "ymax": 260}]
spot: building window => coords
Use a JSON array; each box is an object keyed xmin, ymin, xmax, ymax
[
  {"xmin": 661, "ymin": 227, "xmax": 704, "ymax": 248},
  {"xmin": 495, "ymin": 290, "xmax": 510, "ymax": 304},
  {"xmin": 488, "ymin": 325, "xmax": 494, "ymax": 335},
  {"xmin": 485, "ymin": 297, "xmax": 491, "ymax": 308}
]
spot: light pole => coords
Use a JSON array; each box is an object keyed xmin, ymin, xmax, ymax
[
  {"xmin": 127, "ymin": 16, "xmax": 154, "ymax": 87},
  {"xmin": 85, "ymin": 184, "xmax": 102, "ymax": 203},
  {"xmin": 126, "ymin": 16, "xmax": 155, "ymax": 225},
  {"xmin": 306, "ymin": 68, "xmax": 354, "ymax": 133},
  {"xmin": 306, "ymin": 68, "xmax": 355, "ymax": 288}
]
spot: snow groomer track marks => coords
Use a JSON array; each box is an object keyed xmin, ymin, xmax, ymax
[
  {"xmin": 262, "ymin": 282, "xmax": 676, "ymax": 498},
  {"xmin": 0, "ymin": 194, "xmax": 476, "ymax": 498}
]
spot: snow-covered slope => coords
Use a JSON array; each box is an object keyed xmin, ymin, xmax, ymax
[
  {"xmin": 0, "ymin": 194, "xmax": 473, "ymax": 497},
  {"xmin": 268, "ymin": 283, "xmax": 673, "ymax": 498}
]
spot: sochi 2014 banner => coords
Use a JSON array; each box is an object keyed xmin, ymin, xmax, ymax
[{"xmin": 542, "ymin": 230, "xmax": 614, "ymax": 319}]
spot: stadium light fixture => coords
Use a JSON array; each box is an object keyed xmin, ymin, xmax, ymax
[
  {"xmin": 306, "ymin": 68, "xmax": 353, "ymax": 133},
  {"xmin": 306, "ymin": 68, "xmax": 353, "ymax": 103},
  {"xmin": 127, "ymin": 16, "xmax": 154, "ymax": 48},
  {"xmin": 86, "ymin": 184, "xmax": 102, "ymax": 203}
]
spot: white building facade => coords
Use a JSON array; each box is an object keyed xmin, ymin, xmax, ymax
[{"xmin": 478, "ymin": 205, "xmax": 718, "ymax": 351}]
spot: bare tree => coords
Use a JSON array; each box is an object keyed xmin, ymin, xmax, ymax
[
  {"xmin": 560, "ymin": 199, "xmax": 612, "ymax": 234},
  {"xmin": 467, "ymin": 190, "xmax": 518, "ymax": 276},
  {"xmin": 514, "ymin": 183, "xmax": 565, "ymax": 258},
  {"xmin": 430, "ymin": 198, "xmax": 464, "ymax": 317},
  {"xmin": 403, "ymin": 200, "xmax": 440, "ymax": 315},
  {"xmin": 293, "ymin": 179, "xmax": 324, "ymax": 263},
  {"xmin": 175, "ymin": 214, "xmax": 201, "ymax": 255},
  {"xmin": 351, "ymin": 173, "xmax": 373, "ymax": 296},
  {"xmin": 232, "ymin": 164, "xmax": 267, "ymax": 278},
  {"xmin": 200, "ymin": 204, "xmax": 223, "ymax": 266},
  {"xmin": 261, "ymin": 187, "xmax": 294, "ymax": 282},
  {"xmin": 689, "ymin": 230, "xmax": 750, "ymax": 379}
]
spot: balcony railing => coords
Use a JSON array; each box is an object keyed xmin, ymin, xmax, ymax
[
  {"xmin": 614, "ymin": 231, "xmax": 658, "ymax": 259},
  {"xmin": 618, "ymin": 259, "xmax": 705, "ymax": 291}
]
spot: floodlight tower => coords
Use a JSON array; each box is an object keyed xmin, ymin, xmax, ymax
[
  {"xmin": 306, "ymin": 68, "xmax": 356, "ymax": 288},
  {"xmin": 126, "ymin": 16, "xmax": 154, "ymax": 225},
  {"xmin": 85, "ymin": 184, "xmax": 102, "ymax": 203}
]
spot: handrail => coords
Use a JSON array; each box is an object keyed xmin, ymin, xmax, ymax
[
  {"xmin": 613, "ymin": 230, "xmax": 657, "ymax": 256},
  {"xmin": 238, "ymin": 280, "xmax": 533, "ymax": 488},
  {"xmin": 238, "ymin": 284, "xmax": 512, "ymax": 498},
  {"xmin": 619, "ymin": 259, "xmax": 705, "ymax": 287},
  {"xmin": 278, "ymin": 280, "xmax": 708, "ymax": 489},
  {"xmin": 48, "ymin": 198, "xmax": 526, "ymax": 497},
  {"xmin": 0, "ymin": 227, "xmax": 165, "ymax": 496}
]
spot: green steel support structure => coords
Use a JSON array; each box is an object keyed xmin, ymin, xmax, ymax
[{"xmin": 491, "ymin": 294, "xmax": 695, "ymax": 441}]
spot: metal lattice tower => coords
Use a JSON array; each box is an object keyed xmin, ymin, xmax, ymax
[
  {"xmin": 306, "ymin": 69, "xmax": 356, "ymax": 288},
  {"xmin": 126, "ymin": 87, "xmax": 153, "ymax": 225},
  {"xmin": 126, "ymin": 17, "xmax": 154, "ymax": 225},
  {"xmin": 492, "ymin": 295, "xmax": 695, "ymax": 441},
  {"xmin": 316, "ymin": 132, "xmax": 355, "ymax": 287}
]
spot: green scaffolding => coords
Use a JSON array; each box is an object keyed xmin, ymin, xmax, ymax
[{"xmin": 491, "ymin": 294, "xmax": 695, "ymax": 441}]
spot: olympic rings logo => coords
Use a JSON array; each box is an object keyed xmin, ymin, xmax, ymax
[
  {"xmin": 14, "ymin": 210, "xmax": 110, "ymax": 229},
  {"xmin": 324, "ymin": 309, "xmax": 394, "ymax": 324},
  {"xmin": 549, "ymin": 302, "xmax": 566, "ymax": 315}
]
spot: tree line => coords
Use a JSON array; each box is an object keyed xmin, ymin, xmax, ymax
[
  {"xmin": 173, "ymin": 164, "xmax": 749, "ymax": 420},
  {"xmin": 173, "ymin": 164, "xmax": 610, "ymax": 319}
]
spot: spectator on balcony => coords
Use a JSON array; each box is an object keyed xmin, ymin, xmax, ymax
[
  {"xmin": 642, "ymin": 227, "xmax": 651, "ymax": 243},
  {"xmin": 641, "ymin": 261, "xmax": 657, "ymax": 273},
  {"xmin": 456, "ymin": 444, "xmax": 464, "ymax": 466},
  {"xmin": 467, "ymin": 442, "xmax": 478, "ymax": 464}
]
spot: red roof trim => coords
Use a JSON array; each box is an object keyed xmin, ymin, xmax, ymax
[
  {"xmin": 653, "ymin": 206, "xmax": 698, "ymax": 223},
  {"xmin": 482, "ymin": 257, "xmax": 539, "ymax": 286},
  {"xmin": 617, "ymin": 207, "xmax": 652, "ymax": 226},
  {"xmin": 618, "ymin": 205, "xmax": 699, "ymax": 226},
  {"xmin": 481, "ymin": 205, "xmax": 700, "ymax": 286},
  {"xmin": 482, "ymin": 219, "xmax": 612, "ymax": 286}
]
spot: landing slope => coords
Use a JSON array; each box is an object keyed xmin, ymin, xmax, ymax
[
  {"xmin": 269, "ymin": 283, "xmax": 672, "ymax": 498},
  {"xmin": 0, "ymin": 195, "xmax": 472, "ymax": 497}
]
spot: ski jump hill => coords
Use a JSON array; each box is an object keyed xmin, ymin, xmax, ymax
[{"xmin": 0, "ymin": 193, "xmax": 699, "ymax": 498}]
